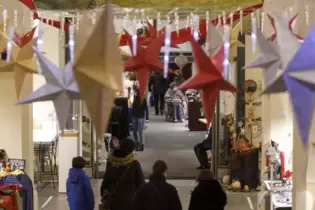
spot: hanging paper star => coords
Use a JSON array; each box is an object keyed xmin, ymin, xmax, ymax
[
  {"xmin": 245, "ymin": 27, "xmax": 281, "ymax": 86},
  {"xmin": 178, "ymin": 35, "xmax": 238, "ymax": 127},
  {"xmin": 0, "ymin": 31, "xmax": 38, "ymax": 98},
  {"xmin": 73, "ymin": 4, "xmax": 124, "ymax": 139},
  {"xmin": 262, "ymin": 16, "xmax": 315, "ymax": 148},
  {"xmin": 238, "ymin": 121, "xmax": 244, "ymax": 128},
  {"xmin": 140, "ymin": 21, "xmax": 178, "ymax": 48},
  {"xmin": 205, "ymin": 23, "xmax": 224, "ymax": 56},
  {"xmin": 18, "ymin": 47, "xmax": 80, "ymax": 131},
  {"xmin": 124, "ymin": 30, "xmax": 165, "ymax": 100},
  {"xmin": 267, "ymin": 14, "xmax": 303, "ymax": 41},
  {"xmin": 13, "ymin": 26, "xmax": 37, "ymax": 47}
]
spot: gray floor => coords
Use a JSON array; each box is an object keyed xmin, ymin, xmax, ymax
[
  {"xmin": 37, "ymin": 112, "xmax": 256, "ymax": 209},
  {"xmin": 38, "ymin": 179, "xmax": 257, "ymax": 209},
  {"xmin": 135, "ymin": 113, "xmax": 204, "ymax": 178}
]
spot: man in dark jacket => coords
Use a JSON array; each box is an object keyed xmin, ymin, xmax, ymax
[
  {"xmin": 101, "ymin": 138, "xmax": 145, "ymax": 210},
  {"xmin": 189, "ymin": 170, "xmax": 227, "ymax": 210},
  {"xmin": 148, "ymin": 72, "xmax": 167, "ymax": 115},
  {"xmin": 133, "ymin": 160, "xmax": 182, "ymax": 210},
  {"xmin": 194, "ymin": 126, "xmax": 212, "ymax": 169}
]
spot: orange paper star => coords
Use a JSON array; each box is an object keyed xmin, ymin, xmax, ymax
[
  {"xmin": 124, "ymin": 30, "xmax": 165, "ymax": 100},
  {"xmin": 178, "ymin": 36, "xmax": 238, "ymax": 127}
]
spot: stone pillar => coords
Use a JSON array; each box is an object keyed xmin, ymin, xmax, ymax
[{"xmin": 0, "ymin": 1, "xmax": 37, "ymax": 209}]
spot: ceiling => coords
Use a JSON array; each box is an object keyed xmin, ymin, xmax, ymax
[{"xmin": 34, "ymin": 0, "xmax": 261, "ymax": 11}]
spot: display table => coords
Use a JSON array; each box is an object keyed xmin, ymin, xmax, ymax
[
  {"xmin": 264, "ymin": 180, "xmax": 292, "ymax": 210},
  {"xmin": 188, "ymin": 101, "xmax": 207, "ymax": 131},
  {"xmin": 58, "ymin": 131, "xmax": 79, "ymax": 193},
  {"xmin": 230, "ymin": 148, "xmax": 259, "ymax": 189}
]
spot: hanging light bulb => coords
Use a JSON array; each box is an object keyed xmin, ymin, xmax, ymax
[
  {"xmin": 229, "ymin": 12, "xmax": 233, "ymax": 26},
  {"xmin": 251, "ymin": 11, "xmax": 257, "ymax": 53},
  {"xmin": 223, "ymin": 25, "xmax": 230, "ymax": 79},
  {"xmin": 164, "ymin": 18, "xmax": 172, "ymax": 78},
  {"xmin": 289, "ymin": 7, "xmax": 293, "ymax": 19},
  {"xmin": 2, "ymin": 10, "xmax": 7, "ymax": 33},
  {"xmin": 92, "ymin": 12, "xmax": 96, "ymax": 24},
  {"xmin": 69, "ymin": 24, "xmax": 75, "ymax": 61},
  {"xmin": 141, "ymin": 9, "xmax": 145, "ymax": 22},
  {"xmin": 6, "ymin": 26, "xmax": 14, "ymax": 63},
  {"xmin": 216, "ymin": 15, "xmax": 222, "ymax": 29},
  {"xmin": 60, "ymin": 13, "xmax": 65, "ymax": 40},
  {"xmin": 76, "ymin": 12, "xmax": 80, "ymax": 30}
]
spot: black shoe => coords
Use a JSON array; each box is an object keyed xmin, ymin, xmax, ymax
[
  {"xmin": 160, "ymin": 111, "xmax": 163, "ymax": 115},
  {"xmin": 136, "ymin": 143, "xmax": 144, "ymax": 151}
]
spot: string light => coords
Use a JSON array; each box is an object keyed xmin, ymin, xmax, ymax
[
  {"xmin": 305, "ymin": 5, "xmax": 309, "ymax": 25},
  {"xmin": 132, "ymin": 15, "xmax": 137, "ymax": 56},
  {"xmin": 6, "ymin": 27, "xmax": 14, "ymax": 63},
  {"xmin": 185, "ymin": 16, "xmax": 189, "ymax": 29},
  {"xmin": 206, "ymin": 11, "xmax": 210, "ymax": 33},
  {"xmin": 157, "ymin": 12, "xmax": 161, "ymax": 33},
  {"xmin": 69, "ymin": 24, "xmax": 75, "ymax": 61},
  {"xmin": 193, "ymin": 15, "xmax": 200, "ymax": 41},
  {"xmin": 222, "ymin": 11, "xmax": 226, "ymax": 25},
  {"xmin": 3, "ymin": 10, "xmax": 7, "ymax": 33},
  {"xmin": 240, "ymin": 8, "xmax": 243, "ymax": 34},
  {"xmin": 164, "ymin": 17, "xmax": 172, "ymax": 78},
  {"xmin": 190, "ymin": 12, "xmax": 194, "ymax": 34},
  {"xmin": 13, "ymin": 10, "xmax": 18, "ymax": 27},
  {"xmin": 175, "ymin": 10, "xmax": 179, "ymax": 36},
  {"xmin": 261, "ymin": 12, "xmax": 265, "ymax": 33},
  {"xmin": 223, "ymin": 25, "xmax": 230, "ymax": 79},
  {"xmin": 251, "ymin": 11, "xmax": 257, "ymax": 53},
  {"xmin": 76, "ymin": 12, "xmax": 80, "ymax": 30}
]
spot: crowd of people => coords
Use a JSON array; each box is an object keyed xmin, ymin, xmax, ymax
[{"xmin": 66, "ymin": 138, "xmax": 227, "ymax": 210}]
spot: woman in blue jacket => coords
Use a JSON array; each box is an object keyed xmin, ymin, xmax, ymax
[{"xmin": 66, "ymin": 156, "xmax": 95, "ymax": 210}]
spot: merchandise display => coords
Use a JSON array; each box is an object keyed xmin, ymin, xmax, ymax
[{"xmin": 264, "ymin": 180, "xmax": 292, "ymax": 209}]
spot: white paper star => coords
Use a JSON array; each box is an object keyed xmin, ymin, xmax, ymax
[
  {"xmin": 238, "ymin": 121, "xmax": 244, "ymax": 128},
  {"xmin": 17, "ymin": 47, "xmax": 81, "ymax": 131},
  {"xmin": 232, "ymin": 133, "xmax": 237, "ymax": 139},
  {"xmin": 240, "ymin": 127, "xmax": 246, "ymax": 134}
]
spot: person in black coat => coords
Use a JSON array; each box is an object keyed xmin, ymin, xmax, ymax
[
  {"xmin": 133, "ymin": 160, "xmax": 182, "ymax": 210},
  {"xmin": 100, "ymin": 138, "xmax": 145, "ymax": 210},
  {"xmin": 148, "ymin": 72, "xmax": 167, "ymax": 115},
  {"xmin": 194, "ymin": 126, "xmax": 212, "ymax": 169},
  {"xmin": 189, "ymin": 170, "xmax": 227, "ymax": 210}
]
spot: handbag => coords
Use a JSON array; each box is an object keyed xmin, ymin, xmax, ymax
[
  {"xmin": 100, "ymin": 165, "xmax": 132, "ymax": 210},
  {"xmin": 149, "ymin": 95, "xmax": 154, "ymax": 107}
]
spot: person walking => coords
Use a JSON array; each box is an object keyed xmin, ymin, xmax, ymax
[
  {"xmin": 188, "ymin": 170, "xmax": 227, "ymax": 210},
  {"xmin": 66, "ymin": 156, "xmax": 95, "ymax": 210},
  {"xmin": 148, "ymin": 72, "xmax": 167, "ymax": 115},
  {"xmin": 100, "ymin": 138, "xmax": 145, "ymax": 210},
  {"xmin": 133, "ymin": 160, "xmax": 182, "ymax": 210},
  {"xmin": 132, "ymin": 88, "xmax": 149, "ymax": 151}
]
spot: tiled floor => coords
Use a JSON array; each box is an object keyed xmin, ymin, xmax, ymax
[{"xmin": 38, "ymin": 179, "xmax": 257, "ymax": 210}]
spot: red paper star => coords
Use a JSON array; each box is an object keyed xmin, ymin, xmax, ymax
[
  {"xmin": 141, "ymin": 21, "xmax": 178, "ymax": 48},
  {"xmin": 210, "ymin": 46, "xmax": 224, "ymax": 74},
  {"xmin": 267, "ymin": 14, "xmax": 303, "ymax": 41},
  {"xmin": 178, "ymin": 36, "xmax": 238, "ymax": 127},
  {"xmin": 13, "ymin": 26, "xmax": 37, "ymax": 47},
  {"xmin": 124, "ymin": 31, "xmax": 165, "ymax": 100}
]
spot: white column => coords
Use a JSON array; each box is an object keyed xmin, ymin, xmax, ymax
[{"xmin": 0, "ymin": 1, "xmax": 37, "ymax": 209}]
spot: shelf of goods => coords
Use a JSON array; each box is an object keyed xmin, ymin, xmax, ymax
[{"xmin": 264, "ymin": 180, "xmax": 292, "ymax": 210}]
